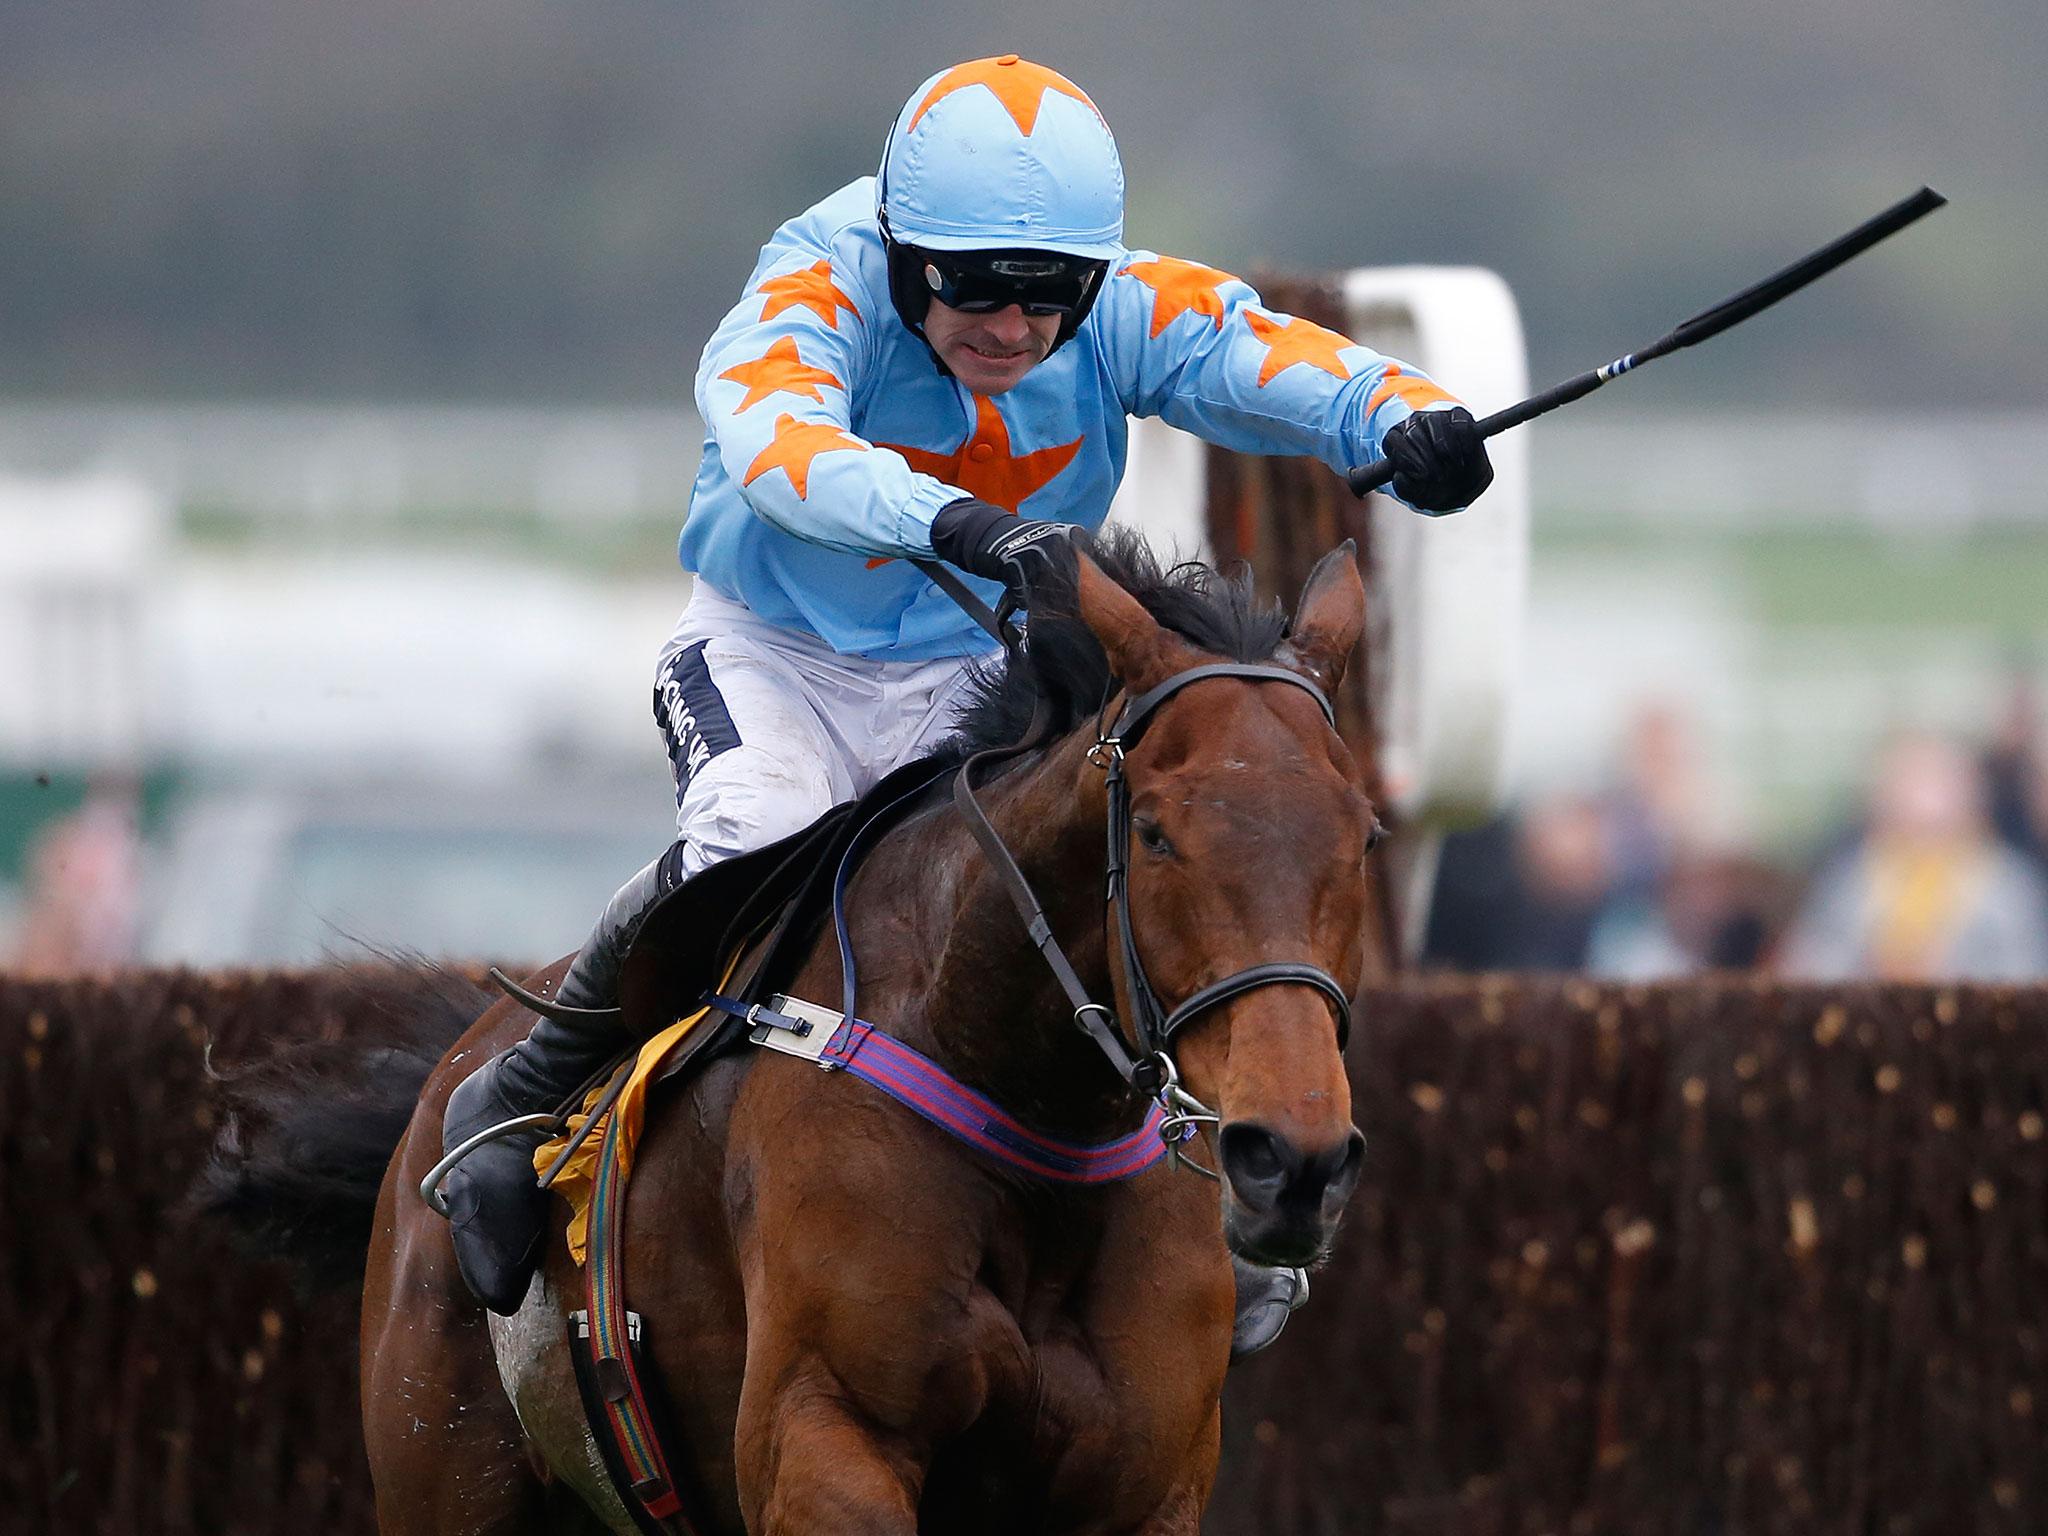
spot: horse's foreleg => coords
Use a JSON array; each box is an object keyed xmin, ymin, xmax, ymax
[
  {"xmin": 734, "ymin": 1368, "xmax": 925, "ymax": 1536},
  {"xmin": 1121, "ymin": 1405, "xmax": 1220, "ymax": 1536}
]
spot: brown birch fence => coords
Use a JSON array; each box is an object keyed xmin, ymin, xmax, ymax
[{"xmin": 2, "ymin": 970, "xmax": 2043, "ymax": 1535}]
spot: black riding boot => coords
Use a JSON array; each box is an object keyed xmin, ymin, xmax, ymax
[
  {"xmin": 438, "ymin": 850, "xmax": 678, "ymax": 1315},
  {"xmin": 1230, "ymin": 1256, "xmax": 1310, "ymax": 1360}
]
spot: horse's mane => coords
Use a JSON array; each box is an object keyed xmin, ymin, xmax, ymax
[{"xmin": 942, "ymin": 525, "xmax": 1290, "ymax": 759}]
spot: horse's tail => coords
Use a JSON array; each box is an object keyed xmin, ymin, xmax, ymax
[{"xmin": 193, "ymin": 963, "xmax": 493, "ymax": 1289}]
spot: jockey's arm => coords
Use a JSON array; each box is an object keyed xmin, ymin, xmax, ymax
[
  {"xmin": 695, "ymin": 255, "xmax": 966, "ymax": 563},
  {"xmin": 1093, "ymin": 253, "xmax": 1487, "ymax": 516}
]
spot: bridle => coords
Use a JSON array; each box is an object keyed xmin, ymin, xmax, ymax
[{"xmin": 949, "ymin": 649, "xmax": 1357, "ymax": 1178}]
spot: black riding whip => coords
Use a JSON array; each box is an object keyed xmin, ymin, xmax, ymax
[{"xmin": 1345, "ymin": 185, "xmax": 1947, "ymax": 497}]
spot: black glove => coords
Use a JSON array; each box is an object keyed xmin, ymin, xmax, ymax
[
  {"xmin": 1380, "ymin": 406, "xmax": 1494, "ymax": 512},
  {"xmin": 929, "ymin": 498, "xmax": 1079, "ymax": 597}
]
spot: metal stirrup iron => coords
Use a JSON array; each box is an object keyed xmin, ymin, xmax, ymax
[{"xmin": 418, "ymin": 1112, "xmax": 564, "ymax": 1216}]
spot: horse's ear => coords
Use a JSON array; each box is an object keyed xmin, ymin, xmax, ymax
[
  {"xmin": 1075, "ymin": 551, "xmax": 1190, "ymax": 688},
  {"xmin": 1279, "ymin": 541, "xmax": 1366, "ymax": 695}
]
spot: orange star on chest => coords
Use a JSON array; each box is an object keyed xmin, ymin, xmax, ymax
[
  {"xmin": 718, "ymin": 336, "xmax": 845, "ymax": 413},
  {"xmin": 756, "ymin": 259, "xmax": 860, "ymax": 329},
  {"xmin": 908, "ymin": 55, "xmax": 1100, "ymax": 137},
  {"xmin": 1122, "ymin": 256, "xmax": 1237, "ymax": 338},
  {"xmin": 1365, "ymin": 363, "xmax": 1457, "ymax": 415},
  {"xmin": 867, "ymin": 395, "xmax": 1084, "ymax": 568},
  {"xmin": 882, "ymin": 394, "xmax": 1082, "ymax": 513},
  {"xmin": 1244, "ymin": 311, "xmax": 1357, "ymax": 387},
  {"xmin": 743, "ymin": 413, "xmax": 869, "ymax": 501}
]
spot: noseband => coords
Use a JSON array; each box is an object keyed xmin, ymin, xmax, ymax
[{"xmin": 952, "ymin": 657, "xmax": 1356, "ymax": 1175}]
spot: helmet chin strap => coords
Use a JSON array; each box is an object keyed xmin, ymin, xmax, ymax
[
  {"xmin": 877, "ymin": 206, "xmax": 955, "ymax": 378},
  {"xmin": 875, "ymin": 121, "xmax": 947, "ymax": 372}
]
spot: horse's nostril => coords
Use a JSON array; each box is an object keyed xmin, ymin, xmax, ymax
[
  {"xmin": 1324, "ymin": 1129, "xmax": 1367, "ymax": 1207},
  {"xmin": 1222, "ymin": 1121, "xmax": 1368, "ymax": 1223},
  {"xmin": 1218, "ymin": 1123, "xmax": 1292, "ymax": 1204},
  {"xmin": 1220, "ymin": 1122, "xmax": 1302, "ymax": 1220}
]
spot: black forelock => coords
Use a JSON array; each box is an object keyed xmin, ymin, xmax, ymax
[{"xmin": 940, "ymin": 525, "xmax": 1291, "ymax": 760}]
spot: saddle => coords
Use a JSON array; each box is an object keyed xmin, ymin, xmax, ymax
[{"xmin": 615, "ymin": 752, "xmax": 960, "ymax": 1089}]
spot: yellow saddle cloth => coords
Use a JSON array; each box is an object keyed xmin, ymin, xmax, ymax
[{"xmin": 532, "ymin": 998, "xmax": 718, "ymax": 1266}]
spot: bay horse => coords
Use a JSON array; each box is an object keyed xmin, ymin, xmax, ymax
[{"xmin": 211, "ymin": 531, "xmax": 1382, "ymax": 1535}]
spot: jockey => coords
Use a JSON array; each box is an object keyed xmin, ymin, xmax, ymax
[{"xmin": 440, "ymin": 56, "xmax": 1492, "ymax": 1335}]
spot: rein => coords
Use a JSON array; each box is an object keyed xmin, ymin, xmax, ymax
[{"xmin": 918, "ymin": 570, "xmax": 1355, "ymax": 1177}]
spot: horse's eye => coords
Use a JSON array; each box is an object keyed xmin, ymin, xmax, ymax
[
  {"xmin": 1134, "ymin": 816, "xmax": 1174, "ymax": 857},
  {"xmin": 1365, "ymin": 819, "xmax": 1386, "ymax": 855}
]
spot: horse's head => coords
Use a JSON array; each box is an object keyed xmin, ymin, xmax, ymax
[{"xmin": 1076, "ymin": 545, "xmax": 1375, "ymax": 1267}]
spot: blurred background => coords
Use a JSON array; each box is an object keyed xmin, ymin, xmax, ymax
[{"xmin": 3, "ymin": 0, "xmax": 2044, "ymax": 977}]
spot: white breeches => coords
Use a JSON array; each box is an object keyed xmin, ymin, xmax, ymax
[{"xmin": 651, "ymin": 584, "xmax": 989, "ymax": 883}]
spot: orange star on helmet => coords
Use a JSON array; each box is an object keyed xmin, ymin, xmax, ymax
[
  {"xmin": 1122, "ymin": 256, "xmax": 1238, "ymax": 339},
  {"xmin": 743, "ymin": 414, "xmax": 870, "ymax": 501},
  {"xmin": 718, "ymin": 337, "xmax": 845, "ymax": 413},
  {"xmin": 908, "ymin": 55, "xmax": 1102, "ymax": 137},
  {"xmin": 1244, "ymin": 311, "xmax": 1357, "ymax": 387},
  {"xmin": 1366, "ymin": 363, "xmax": 1457, "ymax": 415},
  {"xmin": 756, "ymin": 259, "xmax": 861, "ymax": 329}
]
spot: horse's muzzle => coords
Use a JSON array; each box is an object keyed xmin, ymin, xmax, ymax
[{"xmin": 1216, "ymin": 1120, "xmax": 1366, "ymax": 1266}]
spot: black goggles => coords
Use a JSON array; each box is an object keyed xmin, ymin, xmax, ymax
[{"xmin": 919, "ymin": 250, "xmax": 1105, "ymax": 317}]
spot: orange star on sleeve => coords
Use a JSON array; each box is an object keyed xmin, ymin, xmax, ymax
[
  {"xmin": 717, "ymin": 336, "xmax": 845, "ymax": 413},
  {"xmin": 1244, "ymin": 311, "xmax": 1357, "ymax": 387},
  {"xmin": 1121, "ymin": 257, "xmax": 1238, "ymax": 338},
  {"xmin": 1366, "ymin": 364, "xmax": 1457, "ymax": 415},
  {"xmin": 756, "ymin": 259, "xmax": 860, "ymax": 329},
  {"xmin": 908, "ymin": 55, "xmax": 1101, "ymax": 137},
  {"xmin": 742, "ymin": 413, "xmax": 869, "ymax": 501}
]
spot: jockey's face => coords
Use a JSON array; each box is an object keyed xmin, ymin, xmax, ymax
[{"xmin": 922, "ymin": 299, "xmax": 1060, "ymax": 395}]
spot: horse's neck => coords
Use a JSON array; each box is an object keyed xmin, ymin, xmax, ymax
[{"xmin": 865, "ymin": 731, "xmax": 1136, "ymax": 1144}]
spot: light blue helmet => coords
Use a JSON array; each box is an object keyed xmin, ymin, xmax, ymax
[{"xmin": 877, "ymin": 56, "xmax": 1125, "ymax": 262}]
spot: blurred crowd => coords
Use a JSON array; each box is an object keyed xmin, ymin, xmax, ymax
[
  {"xmin": 1423, "ymin": 680, "xmax": 2048, "ymax": 981},
  {"xmin": 6, "ymin": 777, "xmax": 143, "ymax": 979},
  {"xmin": 10, "ymin": 685, "xmax": 2048, "ymax": 983}
]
